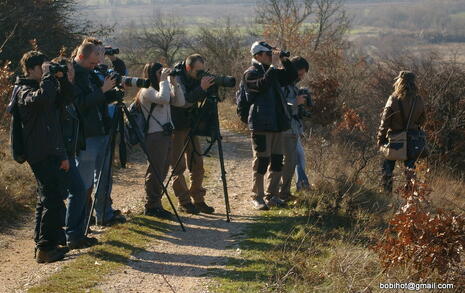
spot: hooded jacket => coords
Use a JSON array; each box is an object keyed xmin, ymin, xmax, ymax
[{"xmin": 15, "ymin": 74, "xmax": 71, "ymax": 164}]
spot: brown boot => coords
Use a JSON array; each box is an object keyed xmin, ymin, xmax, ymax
[{"xmin": 36, "ymin": 247, "xmax": 66, "ymax": 264}]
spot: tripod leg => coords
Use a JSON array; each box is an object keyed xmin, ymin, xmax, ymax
[
  {"xmin": 121, "ymin": 103, "xmax": 186, "ymax": 232},
  {"xmin": 217, "ymin": 136, "xmax": 231, "ymax": 222}
]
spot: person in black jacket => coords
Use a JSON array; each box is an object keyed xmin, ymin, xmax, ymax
[
  {"xmin": 244, "ymin": 41, "xmax": 297, "ymax": 210},
  {"xmin": 170, "ymin": 54, "xmax": 216, "ymax": 214},
  {"xmin": 49, "ymin": 56, "xmax": 99, "ymax": 250},
  {"xmin": 76, "ymin": 37, "xmax": 127, "ymax": 226},
  {"xmin": 15, "ymin": 51, "xmax": 72, "ymax": 263},
  {"xmin": 73, "ymin": 41, "xmax": 126, "ymax": 227}
]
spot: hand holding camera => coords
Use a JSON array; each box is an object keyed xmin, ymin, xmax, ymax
[
  {"xmin": 201, "ymin": 76, "xmax": 215, "ymax": 91},
  {"xmin": 160, "ymin": 68, "xmax": 172, "ymax": 81},
  {"xmin": 101, "ymin": 75, "xmax": 117, "ymax": 93},
  {"xmin": 271, "ymin": 49, "xmax": 282, "ymax": 67},
  {"xmin": 296, "ymin": 94, "xmax": 306, "ymax": 106}
]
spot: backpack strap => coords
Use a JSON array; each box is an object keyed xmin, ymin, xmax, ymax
[{"xmin": 143, "ymin": 103, "xmax": 156, "ymax": 135}]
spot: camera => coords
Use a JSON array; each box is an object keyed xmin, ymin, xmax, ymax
[
  {"xmin": 279, "ymin": 50, "xmax": 291, "ymax": 58},
  {"xmin": 168, "ymin": 67, "xmax": 183, "ymax": 77},
  {"xmin": 105, "ymin": 47, "xmax": 120, "ymax": 56},
  {"xmin": 49, "ymin": 61, "xmax": 68, "ymax": 75},
  {"xmin": 197, "ymin": 70, "xmax": 236, "ymax": 88},
  {"xmin": 161, "ymin": 123, "xmax": 174, "ymax": 136},
  {"xmin": 259, "ymin": 41, "xmax": 291, "ymax": 58},
  {"xmin": 94, "ymin": 64, "xmax": 150, "ymax": 88},
  {"xmin": 297, "ymin": 87, "xmax": 313, "ymax": 118}
]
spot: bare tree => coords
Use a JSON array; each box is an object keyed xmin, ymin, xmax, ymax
[
  {"xmin": 138, "ymin": 11, "xmax": 187, "ymax": 66},
  {"xmin": 255, "ymin": 0, "xmax": 350, "ymax": 52},
  {"xmin": 194, "ymin": 18, "xmax": 249, "ymax": 78},
  {"xmin": 313, "ymin": 0, "xmax": 349, "ymax": 51}
]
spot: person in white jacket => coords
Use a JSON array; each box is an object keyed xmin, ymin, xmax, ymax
[{"xmin": 137, "ymin": 62, "xmax": 185, "ymax": 218}]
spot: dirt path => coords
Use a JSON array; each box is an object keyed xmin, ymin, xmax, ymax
[
  {"xmin": 96, "ymin": 130, "xmax": 255, "ymax": 292},
  {"xmin": 0, "ymin": 130, "xmax": 254, "ymax": 292}
]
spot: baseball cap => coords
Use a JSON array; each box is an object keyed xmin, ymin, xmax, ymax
[{"xmin": 250, "ymin": 41, "xmax": 272, "ymax": 56}]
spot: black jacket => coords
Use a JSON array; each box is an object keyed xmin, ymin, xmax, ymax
[
  {"xmin": 171, "ymin": 62, "xmax": 208, "ymax": 130},
  {"xmin": 73, "ymin": 62, "xmax": 110, "ymax": 138},
  {"xmin": 15, "ymin": 75, "xmax": 72, "ymax": 164},
  {"xmin": 244, "ymin": 59, "xmax": 297, "ymax": 132}
]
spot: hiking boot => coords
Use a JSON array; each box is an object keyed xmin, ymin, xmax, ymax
[
  {"xmin": 67, "ymin": 236, "xmax": 99, "ymax": 250},
  {"xmin": 265, "ymin": 195, "xmax": 287, "ymax": 208},
  {"xmin": 145, "ymin": 207, "xmax": 173, "ymax": 219},
  {"xmin": 279, "ymin": 193, "xmax": 297, "ymax": 203},
  {"xmin": 179, "ymin": 202, "xmax": 200, "ymax": 214},
  {"xmin": 194, "ymin": 202, "xmax": 215, "ymax": 214},
  {"xmin": 36, "ymin": 247, "xmax": 66, "ymax": 264},
  {"xmin": 251, "ymin": 197, "xmax": 269, "ymax": 211},
  {"xmin": 100, "ymin": 214, "xmax": 127, "ymax": 226}
]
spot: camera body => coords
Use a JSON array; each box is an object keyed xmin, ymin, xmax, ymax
[
  {"xmin": 297, "ymin": 87, "xmax": 313, "ymax": 118},
  {"xmin": 105, "ymin": 47, "xmax": 120, "ymax": 56},
  {"xmin": 49, "ymin": 61, "xmax": 68, "ymax": 75},
  {"xmin": 161, "ymin": 123, "xmax": 174, "ymax": 136},
  {"xmin": 197, "ymin": 70, "xmax": 236, "ymax": 88}
]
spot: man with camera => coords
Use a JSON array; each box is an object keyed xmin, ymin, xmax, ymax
[
  {"xmin": 12, "ymin": 51, "xmax": 73, "ymax": 263},
  {"xmin": 279, "ymin": 56, "xmax": 310, "ymax": 202},
  {"xmin": 244, "ymin": 41, "xmax": 298, "ymax": 210},
  {"xmin": 170, "ymin": 54, "xmax": 216, "ymax": 214},
  {"xmin": 73, "ymin": 41, "xmax": 126, "ymax": 226}
]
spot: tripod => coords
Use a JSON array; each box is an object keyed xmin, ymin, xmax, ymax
[
  {"xmin": 163, "ymin": 96, "xmax": 232, "ymax": 222},
  {"xmin": 85, "ymin": 99, "xmax": 186, "ymax": 235}
]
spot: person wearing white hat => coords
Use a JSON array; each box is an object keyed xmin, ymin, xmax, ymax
[{"xmin": 242, "ymin": 41, "xmax": 298, "ymax": 210}]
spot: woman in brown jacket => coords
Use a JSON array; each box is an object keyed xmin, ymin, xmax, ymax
[{"xmin": 377, "ymin": 71, "xmax": 426, "ymax": 193}]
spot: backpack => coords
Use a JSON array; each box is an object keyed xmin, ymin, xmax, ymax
[
  {"xmin": 7, "ymin": 86, "xmax": 27, "ymax": 164},
  {"xmin": 126, "ymin": 100, "xmax": 155, "ymax": 145},
  {"xmin": 235, "ymin": 75, "xmax": 251, "ymax": 124}
]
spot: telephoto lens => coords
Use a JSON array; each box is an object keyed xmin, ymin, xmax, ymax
[{"xmin": 121, "ymin": 76, "xmax": 151, "ymax": 88}]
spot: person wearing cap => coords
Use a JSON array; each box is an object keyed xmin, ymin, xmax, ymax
[
  {"xmin": 244, "ymin": 41, "xmax": 298, "ymax": 210},
  {"xmin": 377, "ymin": 71, "xmax": 426, "ymax": 193}
]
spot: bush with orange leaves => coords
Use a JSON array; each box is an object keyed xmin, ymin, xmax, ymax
[{"xmin": 374, "ymin": 173, "xmax": 465, "ymax": 278}]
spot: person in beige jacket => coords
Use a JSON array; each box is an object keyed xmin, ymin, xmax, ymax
[{"xmin": 137, "ymin": 62, "xmax": 185, "ymax": 218}]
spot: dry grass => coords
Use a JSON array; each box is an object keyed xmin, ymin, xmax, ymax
[{"xmin": 0, "ymin": 132, "xmax": 35, "ymax": 228}]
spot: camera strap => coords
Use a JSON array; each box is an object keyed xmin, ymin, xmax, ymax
[{"xmin": 139, "ymin": 102, "xmax": 167, "ymax": 131}]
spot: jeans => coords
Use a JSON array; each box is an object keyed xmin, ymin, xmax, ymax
[
  {"xmin": 381, "ymin": 159, "xmax": 416, "ymax": 192},
  {"xmin": 30, "ymin": 156, "xmax": 67, "ymax": 250},
  {"xmin": 77, "ymin": 135, "xmax": 115, "ymax": 223},
  {"xmin": 65, "ymin": 157, "xmax": 87, "ymax": 242},
  {"xmin": 295, "ymin": 136, "xmax": 310, "ymax": 190}
]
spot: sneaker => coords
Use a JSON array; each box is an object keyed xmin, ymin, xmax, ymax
[
  {"xmin": 194, "ymin": 202, "xmax": 215, "ymax": 214},
  {"xmin": 179, "ymin": 202, "xmax": 200, "ymax": 214},
  {"xmin": 265, "ymin": 195, "xmax": 287, "ymax": 208},
  {"xmin": 145, "ymin": 207, "xmax": 173, "ymax": 219},
  {"xmin": 251, "ymin": 197, "xmax": 269, "ymax": 211},
  {"xmin": 68, "ymin": 236, "xmax": 99, "ymax": 250},
  {"xmin": 36, "ymin": 247, "xmax": 66, "ymax": 263}
]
